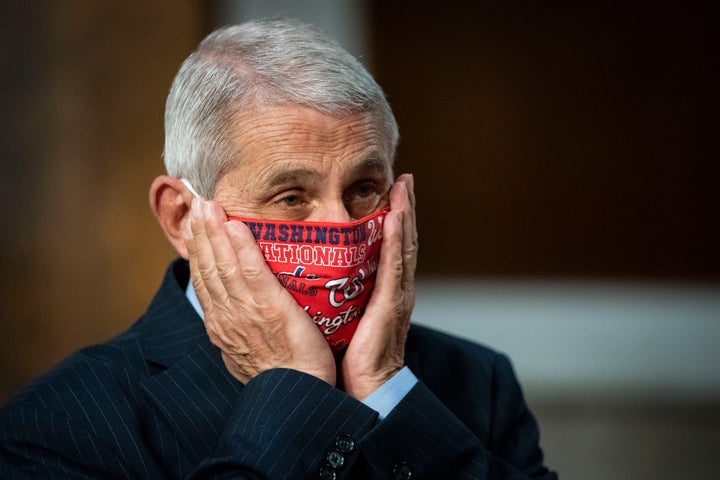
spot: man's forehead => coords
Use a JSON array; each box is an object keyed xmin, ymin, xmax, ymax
[
  {"xmin": 225, "ymin": 105, "xmax": 393, "ymax": 181},
  {"xmin": 231, "ymin": 104, "xmax": 385, "ymax": 143}
]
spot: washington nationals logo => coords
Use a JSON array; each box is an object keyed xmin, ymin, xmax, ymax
[{"xmin": 324, "ymin": 269, "xmax": 366, "ymax": 308}]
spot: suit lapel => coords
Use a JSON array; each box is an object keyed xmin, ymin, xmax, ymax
[
  {"xmin": 135, "ymin": 259, "xmax": 244, "ymax": 462},
  {"xmin": 140, "ymin": 340, "xmax": 243, "ymax": 462}
]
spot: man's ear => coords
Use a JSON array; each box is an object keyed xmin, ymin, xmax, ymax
[{"xmin": 149, "ymin": 176, "xmax": 195, "ymax": 259}]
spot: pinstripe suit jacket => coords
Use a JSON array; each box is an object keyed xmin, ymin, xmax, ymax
[{"xmin": 1, "ymin": 259, "xmax": 556, "ymax": 479}]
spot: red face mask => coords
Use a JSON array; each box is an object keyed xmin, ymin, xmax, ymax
[{"xmin": 228, "ymin": 208, "xmax": 388, "ymax": 353}]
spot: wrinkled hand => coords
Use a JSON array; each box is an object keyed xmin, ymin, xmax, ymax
[
  {"xmin": 185, "ymin": 198, "xmax": 336, "ymax": 386},
  {"xmin": 340, "ymin": 174, "xmax": 418, "ymax": 400}
]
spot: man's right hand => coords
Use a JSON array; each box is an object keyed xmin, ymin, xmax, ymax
[{"xmin": 185, "ymin": 197, "xmax": 337, "ymax": 386}]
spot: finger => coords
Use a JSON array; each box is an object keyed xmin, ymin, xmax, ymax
[
  {"xmin": 199, "ymin": 200, "xmax": 258, "ymax": 301},
  {"xmin": 188, "ymin": 199, "xmax": 258, "ymax": 351},
  {"xmin": 389, "ymin": 178, "xmax": 417, "ymax": 289},
  {"xmin": 185, "ymin": 199, "xmax": 215, "ymax": 313},
  {"xmin": 187, "ymin": 212, "xmax": 239, "ymax": 352},
  {"xmin": 188, "ymin": 198, "xmax": 241, "ymax": 309},
  {"xmin": 370, "ymin": 206, "xmax": 404, "ymax": 305},
  {"xmin": 223, "ymin": 220, "xmax": 295, "ymax": 308},
  {"xmin": 399, "ymin": 174, "xmax": 418, "ymax": 288},
  {"xmin": 369, "ymin": 179, "xmax": 410, "ymax": 303},
  {"xmin": 396, "ymin": 173, "xmax": 416, "ymax": 219}
]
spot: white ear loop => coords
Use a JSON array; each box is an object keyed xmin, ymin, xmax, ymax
[{"xmin": 180, "ymin": 178, "xmax": 201, "ymax": 199}]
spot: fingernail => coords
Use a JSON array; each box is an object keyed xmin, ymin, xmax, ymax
[
  {"xmin": 185, "ymin": 218, "xmax": 192, "ymax": 238},
  {"xmin": 224, "ymin": 221, "xmax": 241, "ymax": 237},
  {"xmin": 191, "ymin": 197, "xmax": 202, "ymax": 218},
  {"xmin": 201, "ymin": 200, "xmax": 213, "ymax": 220}
]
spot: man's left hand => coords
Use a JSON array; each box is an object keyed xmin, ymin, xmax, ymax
[{"xmin": 340, "ymin": 173, "xmax": 418, "ymax": 400}]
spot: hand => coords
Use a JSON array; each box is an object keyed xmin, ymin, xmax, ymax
[
  {"xmin": 340, "ymin": 173, "xmax": 418, "ymax": 400},
  {"xmin": 185, "ymin": 197, "xmax": 336, "ymax": 386}
]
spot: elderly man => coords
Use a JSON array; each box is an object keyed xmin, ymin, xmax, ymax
[{"xmin": 1, "ymin": 19, "xmax": 556, "ymax": 479}]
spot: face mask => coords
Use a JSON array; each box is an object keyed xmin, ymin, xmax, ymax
[{"xmin": 228, "ymin": 208, "xmax": 388, "ymax": 353}]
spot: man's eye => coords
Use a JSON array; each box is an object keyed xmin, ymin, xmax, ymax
[
  {"xmin": 344, "ymin": 181, "xmax": 384, "ymax": 218},
  {"xmin": 280, "ymin": 194, "xmax": 302, "ymax": 206},
  {"xmin": 349, "ymin": 181, "xmax": 379, "ymax": 200},
  {"xmin": 356, "ymin": 183, "xmax": 375, "ymax": 198}
]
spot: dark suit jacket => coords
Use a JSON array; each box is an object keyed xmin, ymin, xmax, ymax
[{"xmin": 1, "ymin": 259, "xmax": 556, "ymax": 479}]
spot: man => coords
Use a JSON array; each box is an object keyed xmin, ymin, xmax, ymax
[{"xmin": 1, "ymin": 19, "xmax": 556, "ymax": 479}]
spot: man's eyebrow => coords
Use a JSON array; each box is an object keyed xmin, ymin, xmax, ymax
[
  {"xmin": 264, "ymin": 156, "xmax": 389, "ymax": 188},
  {"xmin": 350, "ymin": 156, "xmax": 391, "ymax": 176},
  {"xmin": 265, "ymin": 168, "xmax": 319, "ymax": 188}
]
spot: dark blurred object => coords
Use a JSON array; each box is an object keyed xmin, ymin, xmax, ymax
[{"xmin": 369, "ymin": 1, "xmax": 719, "ymax": 279}]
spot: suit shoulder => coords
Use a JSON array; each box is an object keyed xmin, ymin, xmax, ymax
[
  {"xmin": 405, "ymin": 323, "xmax": 514, "ymax": 400},
  {"xmin": 2, "ymin": 337, "xmax": 147, "ymax": 419},
  {"xmin": 0, "ymin": 336, "xmax": 162, "ymax": 478},
  {"xmin": 407, "ymin": 322, "xmax": 504, "ymax": 365}
]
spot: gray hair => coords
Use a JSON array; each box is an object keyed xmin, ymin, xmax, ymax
[{"xmin": 163, "ymin": 18, "xmax": 399, "ymax": 198}]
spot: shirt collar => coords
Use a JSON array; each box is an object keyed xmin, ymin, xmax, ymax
[{"xmin": 185, "ymin": 280, "xmax": 205, "ymax": 320}]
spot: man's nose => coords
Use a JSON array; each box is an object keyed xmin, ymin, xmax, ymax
[{"xmin": 307, "ymin": 200, "xmax": 353, "ymax": 223}]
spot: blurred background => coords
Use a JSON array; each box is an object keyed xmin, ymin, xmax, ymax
[{"xmin": 1, "ymin": 1, "xmax": 718, "ymax": 478}]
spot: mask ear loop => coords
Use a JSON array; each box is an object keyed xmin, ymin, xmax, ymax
[{"xmin": 180, "ymin": 178, "xmax": 202, "ymax": 199}]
